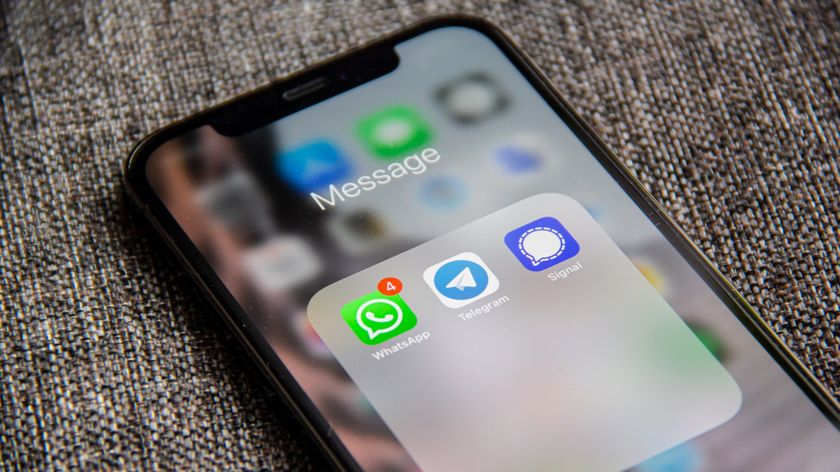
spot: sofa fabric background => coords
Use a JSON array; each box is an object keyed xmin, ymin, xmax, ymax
[{"xmin": 1, "ymin": 0, "xmax": 838, "ymax": 468}]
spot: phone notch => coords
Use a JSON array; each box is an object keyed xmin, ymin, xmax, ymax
[{"xmin": 210, "ymin": 45, "xmax": 399, "ymax": 136}]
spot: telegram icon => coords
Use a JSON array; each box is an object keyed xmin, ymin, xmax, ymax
[{"xmin": 423, "ymin": 252, "xmax": 500, "ymax": 308}]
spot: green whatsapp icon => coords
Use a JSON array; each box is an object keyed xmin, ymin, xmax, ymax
[{"xmin": 341, "ymin": 292, "xmax": 417, "ymax": 345}]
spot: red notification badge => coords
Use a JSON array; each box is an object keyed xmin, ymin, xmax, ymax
[{"xmin": 377, "ymin": 277, "xmax": 403, "ymax": 296}]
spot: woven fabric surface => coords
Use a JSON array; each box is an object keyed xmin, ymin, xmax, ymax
[{"xmin": 1, "ymin": 0, "xmax": 838, "ymax": 468}]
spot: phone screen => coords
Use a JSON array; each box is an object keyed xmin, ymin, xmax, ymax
[{"xmin": 143, "ymin": 26, "xmax": 839, "ymax": 471}]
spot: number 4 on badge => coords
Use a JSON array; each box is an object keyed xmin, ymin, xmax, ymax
[{"xmin": 378, "ymin": 277, "xmax": 403, "ymax": 296}]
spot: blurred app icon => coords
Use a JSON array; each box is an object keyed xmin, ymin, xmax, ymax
[
  {"xmin": 292, "ymin": 310, "xmax": 333, "ymax": 359},
  {"xmin": 418, "ymin": 175, "xmax": 468, "ymax": 211},
  {"xmin": 631, "ymin": 258, "xmax": 668, "ymax": 295},
  {"xmin": 583, "ymin": 204, "xmax": 605, "ymax": 222},
  {"xmin": 278, "ymin": 140, "xmax": 351, "ymax": 192},
  {"xmin": 495, "ymin": 145, "xmax": 543, "ymax": 174},
  {"xmin": 687, "ymin": 322, "xmax": 727, "ymax": 362},
  {"xmin": 197, "ymin": 170, "xmax": 275, "ymax": 243},
  {"xmin": 328, "ymin": 210, "xmax": 390, "ymax": 255},
  {"xmin": 243, "ymin": 236, "xmax": 321, "ymax": 293},
  {"xmin": 436, "ymin": 73, "xmax": 507, "ymax": 124},
  {"xmin": 357, "ymin": 105, "xmax": 432, "ymax": 159},
  {"xmin": 635, "ymin": 443, "xmax": 702, "ymax": 472}
]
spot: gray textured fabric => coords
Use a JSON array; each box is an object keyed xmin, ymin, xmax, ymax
[{"xmin": 1, "ymin": 0, "xmax": 838, "ymax": 468}]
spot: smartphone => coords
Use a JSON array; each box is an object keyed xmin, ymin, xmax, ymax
[{"xmin": 124, "ymin": 16, "xmax": 840, "ymax": 471}]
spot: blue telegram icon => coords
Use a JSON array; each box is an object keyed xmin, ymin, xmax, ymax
[
  {"xmin": 423, "ymin": 252, "xmax": 500, "ymax": 308},
  {"xmin": 434, "ymin": 259, "xmax": 489, "ymax": 300},
  {"xmin": 278, "ymin": 140, "xmax": 351, "ymax": 192}
]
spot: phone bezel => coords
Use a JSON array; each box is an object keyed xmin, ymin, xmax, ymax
[{"xmin": 124, "ymin": 15, "xmax": 840, "ymax": 471}]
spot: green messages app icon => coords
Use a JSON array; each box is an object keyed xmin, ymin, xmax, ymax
[
  {"xmin": 341, "ymin": 292, "xmax": 417, "ymax": 345},
  {"xmin": 357, "ymin": 105, "xmax": 432, "ymax": 159}
]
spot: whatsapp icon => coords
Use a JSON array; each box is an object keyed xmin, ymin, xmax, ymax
[{"xmin": 341, "ymin": 292, "xmax": 417, "ymax": 345}]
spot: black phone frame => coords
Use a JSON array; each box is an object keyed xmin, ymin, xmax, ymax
[{"xmin": 124, "ymin": 15, "xmax": 840, "ymax": 471}]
